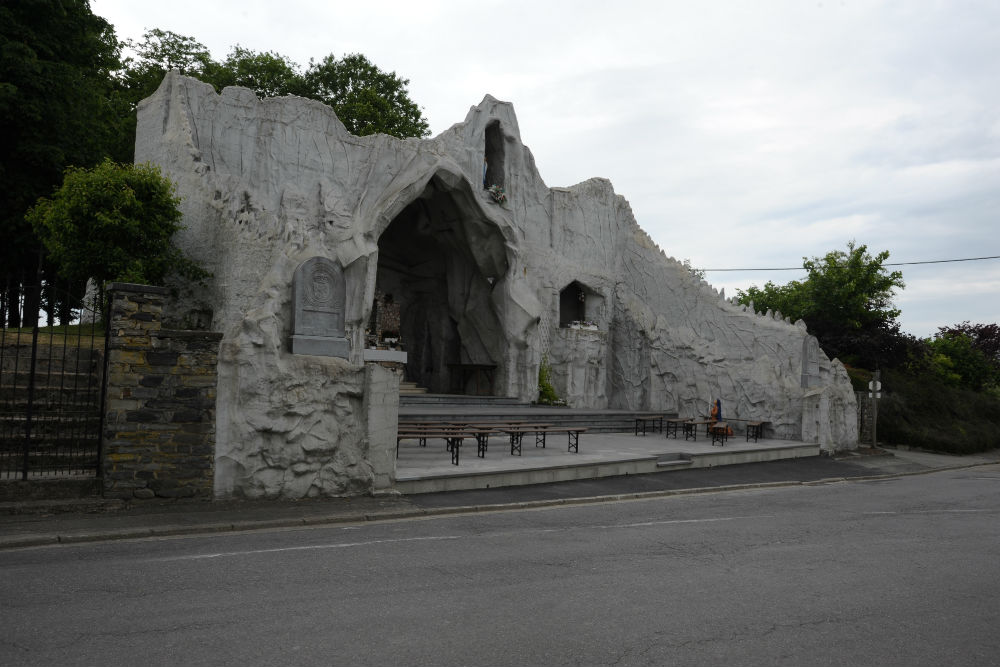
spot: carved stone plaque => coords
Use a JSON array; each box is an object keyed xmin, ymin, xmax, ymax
[{"xmin": 291, "ymin": 257, "xmax": 350, "ymax": 357}]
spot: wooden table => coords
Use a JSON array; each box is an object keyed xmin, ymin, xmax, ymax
[
  {"xmin": 683, "ymin": 420, "xmax": 715, "ymax": 441},
  {"xmin": 634, "ymin": 414, "xmax": 665, "ymax": 436},
  {"xmin": 665, "ymin": 418, "xmax": 687, "ymax": 439},
  {"xmin": 709, "ymin": 422, "xmax": 729, "ymax": 446}
]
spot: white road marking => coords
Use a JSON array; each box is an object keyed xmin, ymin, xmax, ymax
[
  {"xmin": 156, "ymin": 514, "xmax": 777, "ymax": 562},
  {"xmin": 161, "ymin": 534, "xmax": 464, "ymax": 561},
  {"xmin": 862, "ymin": 509, "xmax": 991, "ymax": 515}
]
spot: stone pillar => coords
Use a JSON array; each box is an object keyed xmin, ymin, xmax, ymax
[
  {"xmin": 362, "ymin": 361, "xmax": 404, "ymax": 493},
  {"xmin": 102, "ymin": 283, "xmax": 222, "ymax": 499}
]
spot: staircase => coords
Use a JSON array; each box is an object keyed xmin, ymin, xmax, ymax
[{"xmin": 399, "ymin": 381, "xmax": 428, "ymax": 396}]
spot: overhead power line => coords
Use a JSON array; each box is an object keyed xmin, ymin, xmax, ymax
[{"xmin": 701, "ymin": 255, "xmax": 1000, "ymax": 272}]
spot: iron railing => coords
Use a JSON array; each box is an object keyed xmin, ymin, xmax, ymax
[{"xmin": 1, "ymin": 280, "xmax": 106, "ymax": 480}]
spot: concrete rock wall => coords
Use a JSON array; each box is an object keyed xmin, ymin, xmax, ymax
[{"xmin": 136, "ymin": 72, "xmax": 856, "ymax": 497}]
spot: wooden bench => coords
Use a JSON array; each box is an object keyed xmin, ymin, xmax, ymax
[
  {"xmin": 746, "ymin": 421, "xmax": 766, "ymax": 443},
  {"xmin": 397, "ymin": 420, "xmax": 586, "ymax": 460},
  {"xmin": 450, "ymin": 421, "xmax": 555, "ymax": 456},
  {"xmin": 664, "ymin": 417, "xmax": 687, "ymax": 439},
  {"xmin": 679, "ymin": 414, "xmax": 770, "ymax": 443},
  {"xmin": 683, "ymin": 419, "xmax": 714, "ymax": 441},
  {"xmin": 396, "ymin": 426, "xmax": 494, "ymax": 464},
  {"xmin": 634, "ymin": 414, "xmax": 664, "ymax": 436},
  {"xmin": 532, "ymin": 426, "xmax": 586, "ymax": 453},
  {"xmin": 500, "ymin": 425, "xmax": 585, "ymax": 455},
  {"xmin": 709, "ymin": 422, "xmax": 729, "ymax": 446}
]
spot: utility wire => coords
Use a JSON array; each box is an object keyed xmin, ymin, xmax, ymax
[{"xmin": 701, "ymin": 255, "xmax": 1000, "ymax": 272}]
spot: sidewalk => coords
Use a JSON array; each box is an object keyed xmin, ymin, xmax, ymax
[{"xmin": 1, "ymin": 446, "xmax": 998, "ymax": 550}]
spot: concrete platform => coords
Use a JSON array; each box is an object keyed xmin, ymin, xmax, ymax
[{"xmin": 395, "ymin": 429, "xmax": 820, "ymax": 494}]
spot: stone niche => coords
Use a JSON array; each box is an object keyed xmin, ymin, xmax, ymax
[{"xmin": 291, "ymin": 256, "xmax": 350, "ymax": 358}]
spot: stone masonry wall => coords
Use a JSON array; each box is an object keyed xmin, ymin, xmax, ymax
[{"xmin": 102, "ymin": 283, "xmax": 222, "ymax": 499}]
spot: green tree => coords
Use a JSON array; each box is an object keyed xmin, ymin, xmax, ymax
[
  {"xmin": 27, "ymin": 159, "xmax": 206, "ymax": 291},
  {"xmin": 919, "ymin": 332, "xmax": 999, "ymax": 392},
  {"xmin": 1, "ymin": 0, "xmax": 122, "ymax": 322},
  {"xmin": 115, "ymin": 32, "xmax": 430, "ymax": 140},
  {"xmin": 937, "ymin": 322, "xmax": 1000, "ymax": 367},
  {"xmin": 736, "ymin": 241, "xmax": 908, "ymax": 367},
  {"xmin": 201, "ymin": 46, "xmax": 305, "ymax": 99},
  {"xmin": 302, "ymin": 53, "xmax": 430, "ymax": 138},
  {"xmin": 116, "ymin": 28, "xmax": 212, "ymax": 103}
]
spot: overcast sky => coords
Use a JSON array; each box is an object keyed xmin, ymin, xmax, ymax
[{"xmin": 92, "ymin": 0, "xmax": 1000, "ymax": 337}]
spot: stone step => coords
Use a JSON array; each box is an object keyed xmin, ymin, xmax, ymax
[
  {"xmin": 396, "ymin": 409, "xmax": 677, "ymax": 434},
  {"xmin": 399, "ymin": 393, "xmax": 528, "ymax": 407},
  {"xmin": 657, "ymin": 453, "xmax": 694, "ymax": 468},
  {"xmin": 399, "ymin": 381, "xmax": 428, "ymax": 395}
]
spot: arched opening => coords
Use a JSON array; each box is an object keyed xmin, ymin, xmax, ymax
[
  {"xmin": 559, "ymin": 280, "xmax": 604, "ymax": 328},
  {"xmin": 559, "ymin": 281, "xmax": 586, "ymax": 327},
  {"xmin": 484, "ymin": 120, "xmax": 505, "ymax": 190},
  {"xmin": 375, "ymin": 173, "xmax": 509, "ymax": 394}
]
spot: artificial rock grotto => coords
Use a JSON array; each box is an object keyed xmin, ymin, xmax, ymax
[{"xmin": 135, "ymin": 71, "xmax": 857, "ymax": 498}]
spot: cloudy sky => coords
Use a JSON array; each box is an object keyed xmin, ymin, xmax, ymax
[{"xmin": 92, "ymin": 0, "xmax": 1000, "ymax": 337}]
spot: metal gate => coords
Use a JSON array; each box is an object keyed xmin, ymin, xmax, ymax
[{"xmin": 1, "ymin": 280, "xmax": 106, "ymax": 480}]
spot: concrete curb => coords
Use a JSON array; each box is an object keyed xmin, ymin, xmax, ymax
[{"xmin": 1, "ymin": 460, "xmax": 995, "ymax": 551}]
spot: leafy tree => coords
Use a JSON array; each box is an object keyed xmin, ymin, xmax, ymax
[
  {"xmin": 116, "ymin": 27, "xmax": 212, "ymax": 103},
  {"xmin": 108, "ymin": 29, "xmax": 214, "ymax": 157},
  {"xmin": 27, "ymin": 159, "xmax": 206, "ymax": 291},
  {"xmin": 916, "ymin": 331, "xmax": 999, "ymax": 392},
  {"xmin": 128, "ymin": 28, "xmax": 211, "ymax": 75},
  {"xmin": 736, "ymin": 241, "xmax": 908, "ymax": 367},
  {"xmin": 937, "ymin": 322, "xmax": 1000, "ymax": 366},
  {"xmin": 116, "ymin": 32, "xmax": 429, "ymax": 140},
  {"xmin": 301, "ymin": 53, "xmax": 430, "ymax": 138},
  {"xmin": 1, "ymin": 0, "xmax": 122, "ymax": 322},
  {"xmin": 201, "ymin": 46, "xmax": 305, "ymax": 99}
]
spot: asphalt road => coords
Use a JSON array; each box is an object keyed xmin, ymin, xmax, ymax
[{"xmin": 2, "ymin": 464, "xmax": 999, "ymax": 666}]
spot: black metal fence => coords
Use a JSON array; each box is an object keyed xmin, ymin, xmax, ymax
[
  {"xmin": 856, "ymin": 391, "xmax": 873, "ymax": 445},
  {"xmin": 1, "ymin": 280, "xmax": 106, "ymax": 480}
]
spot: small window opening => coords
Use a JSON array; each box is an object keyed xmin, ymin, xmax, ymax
[
  {"xmin": 559, "ymin": 281, "xmax": 589, "ymax": 327},
  {"xmin": 484, "ymin": 121, "xmax": 505, "ymax": 190}
]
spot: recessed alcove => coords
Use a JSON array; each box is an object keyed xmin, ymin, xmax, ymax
[
  {"xmin": 484, "ymin": 120, "xmax": 505, "ymax": 190},
  {"xmin": 375, "ymin": 172, "xmax": 509, "ymax": 393},
  {"xmin": 559, "ymin": 280, "xmax": 604, "ymax": 328}
]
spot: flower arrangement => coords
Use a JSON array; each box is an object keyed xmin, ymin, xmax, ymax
[{"xmin": 487, "ymin": 184, "xmax": 506, "ymax": 204}]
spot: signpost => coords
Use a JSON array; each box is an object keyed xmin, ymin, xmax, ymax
[{"xmin": 867, "ymin": 372, "xmax": 881, "ymax": 447}]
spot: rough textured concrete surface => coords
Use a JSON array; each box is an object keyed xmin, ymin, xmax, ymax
[{"xmin": 135, "ymin": 71, "xmax": 857, "ymax": 498}]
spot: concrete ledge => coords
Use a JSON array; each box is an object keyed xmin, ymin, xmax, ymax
[
  {"xmin": 363, "ymin": 348, "xmax": 408, "ymax": 363},
  {"xmin": 396, "ymin": 456, "xmax": 661, "ymax": 494},
  {"xmin": 684, "ymin": 444, "xmax": 821, "ymax": 468},
  {"xmin": 395, "ymin": 442, "xmax": 823, "ymax": 494}
]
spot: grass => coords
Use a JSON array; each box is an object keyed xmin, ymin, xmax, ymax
[{"xmin": 2, "ymin": 323, "xmax": 105, "ymax": 348}]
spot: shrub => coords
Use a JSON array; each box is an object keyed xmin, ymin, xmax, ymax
[
  {"xmin": 878, "ymin": 369, "xmax": 1000, "ymax": 454},
  {"xmin": 537, "ymin": 355, "xmax": 564, "ymax": 406}
]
